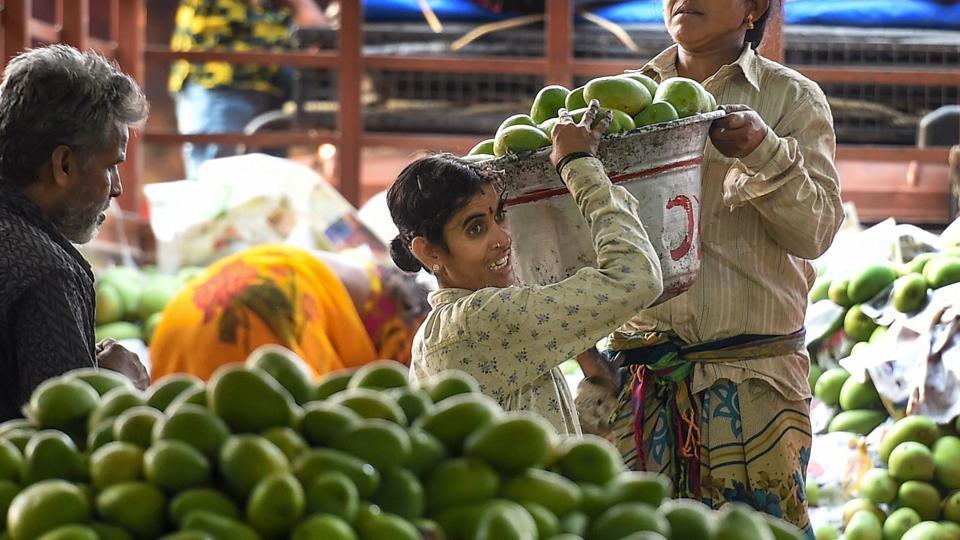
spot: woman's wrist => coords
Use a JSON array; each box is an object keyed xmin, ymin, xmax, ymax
[{"xmin": 555, "ymin": 151, "xmax": 595, "ymax": 177}]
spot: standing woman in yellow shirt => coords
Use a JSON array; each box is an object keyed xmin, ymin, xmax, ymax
[
  {"xmin": 578, "ymin": 0, "xmax": 843, "ymax": 535},
  {"xmin": 387, "ymin": 100, "xmax": 664, "ymax": 435},
  {"xmin": 168, "ymin": 0, "xmax": 326, "ymax": 179}
]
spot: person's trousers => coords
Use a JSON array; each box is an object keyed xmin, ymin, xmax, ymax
[{"xmin": 174, "ymin": 83, "xmax": 275, "ymax": 180}]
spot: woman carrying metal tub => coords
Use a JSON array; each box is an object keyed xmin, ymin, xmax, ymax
[
  {"xmin": 386, "ymin": 99, "xmax": 664, "ymax": 435},
  {"xmin": 577, "ymin": 0, "xmax": 843, "ymax": 535}
]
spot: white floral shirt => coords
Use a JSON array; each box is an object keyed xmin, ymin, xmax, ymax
[{"xmin": 410, "ymin": 157, "xmax": 664, "ymax": 434}]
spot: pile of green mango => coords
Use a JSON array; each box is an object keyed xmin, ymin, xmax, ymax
[
  {"xmin": 808, "ymin": 269, "xmax": 894, "ymax": 439},
  {"xmin": 811, "ymin": 251, "xmax": 960, "ymax": 325},
  {"xmin": 464, "ymin": 74, "xmax": 717, "ymax": 161},
  {"xmin": 814, "ymin": 365, "xmax": 888, "ymax": 436},
  {"xmin": 829, "ymin": 415, "xmax": 960, "ymax": 540},
  {"xmin": 0, "ymin": 352, "xmax": 810, "ymax": 540},
  {"xmin": 94, "ymin": 266, "xmax": 204, "ymax": 345},
  {"xmin": 807, "ymin": 252, "xmax": 960, "ymax": 431}
]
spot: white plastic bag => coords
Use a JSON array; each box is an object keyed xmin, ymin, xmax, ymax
[{"xmin": 144, "ymin": 154, "xmax": 386, "ymax": 271}]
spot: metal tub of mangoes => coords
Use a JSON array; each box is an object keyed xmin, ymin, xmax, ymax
[{"xmin": 464, "ymin": 75, "xmax": 723, "ymax": 306}]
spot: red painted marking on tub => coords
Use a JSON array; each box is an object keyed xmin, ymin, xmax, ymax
[{"xmin": 666, "ymin": 194, "xmax": 694, "ymax": 261}]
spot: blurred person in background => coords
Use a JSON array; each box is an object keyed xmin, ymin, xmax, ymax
[
  {"xmin": 149, "ymin": 244, "xmax": 431, "ymax": 381},
  {"xmin": 169, "ymin": 0, "xmax": 327, "ymax": 179},
  {"xmin": 0, "ymin": 46, "xmax": 151, "ymax": 420}
]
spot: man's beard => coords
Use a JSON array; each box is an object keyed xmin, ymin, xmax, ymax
[{"xmin": 57, "ymin": 203, "xmax": 108, "ymax": 244}]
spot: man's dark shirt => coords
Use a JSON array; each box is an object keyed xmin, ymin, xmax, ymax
[{"xmin": 0, "ymin": 187, "xmax": 96, "ymax": 421}]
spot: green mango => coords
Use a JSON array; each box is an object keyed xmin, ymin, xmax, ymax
[
  {"xmin": 827, "ymin": 410, "xmax": 886, "ymax": 435},
  {"xmin": 848, "ymin": 264, "xmax": 897, "ymax": 304}
]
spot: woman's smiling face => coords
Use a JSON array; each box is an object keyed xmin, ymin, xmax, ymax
[{"xmin": 433, "ymin": 183, "xmax": 514, "ymax": 290}]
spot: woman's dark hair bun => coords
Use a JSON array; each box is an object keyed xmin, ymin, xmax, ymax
[
  {"xmin": 387, "ymin": 153, "xmax": 492, "ymax": 270},
  {"xmin": 390, "ymin": 236, "xmax": 423, "ymax": 273}
]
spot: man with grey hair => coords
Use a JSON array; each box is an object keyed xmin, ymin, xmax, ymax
[{"xmin": 0, "ymin": 45, "xmax": 151, "ymax": 420}]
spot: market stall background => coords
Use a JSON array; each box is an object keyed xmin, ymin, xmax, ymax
[
  {"xmin": 0, "ymin": 2, "xmax": 959, "ymax": 539},
  {"xmin": 2, "ymin": 0, "xmax": 956, "ymax": 268}
]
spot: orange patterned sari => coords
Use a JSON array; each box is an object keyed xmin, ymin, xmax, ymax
[{"xmin": 150, "ymin": 245, "xmax": 380, "ymax": 380}]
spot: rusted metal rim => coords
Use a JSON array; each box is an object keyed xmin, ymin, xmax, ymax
[{"xmin": 488, "ymin": 109, "xmax": 726, "ymax": 167}]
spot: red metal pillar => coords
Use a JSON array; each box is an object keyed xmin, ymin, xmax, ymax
[
  {"xmin": 110, "ymin": 0, "xmax": 121, "ymax": 48},
  {"xmin": 336, "ymin": 0, "xmax": 363, "ymax": 206},
  {"xmin": 116, "ymin": 0, "xmax": 146, "ymax": 215},
  {"xmin": 3, "ymin": 0, "xmax": 32, "ymax": 68},
  {"xmin": 545, "ymin": 0, "xmax": 574, "ymax": 88},
  {"xmin": 759, "ymin": 0, "xmax": 785, "ymax": 63},
  {"xmin": 62, "ymin": 0, "xmax": 91, "ymax": 51}
]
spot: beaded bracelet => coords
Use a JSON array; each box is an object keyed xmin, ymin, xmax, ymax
[{"xmin": 555, "ymin": 152, "xmax": 595, "ymax": 177}]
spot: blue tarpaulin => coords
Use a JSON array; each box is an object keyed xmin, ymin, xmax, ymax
[
  {"xmin": 364, "ymin": 0, "xmax": 506, "ymax": 22},
  {"xmin": 592, "ymin": 0, "xmax": 960, "ymax": 30},
  {"xmin": 785, "ymin": 0, "xmax": 960, "ymax": 29},
  {"xmin": 363, "ymin": 0, "xmax": 960, "ymax": 29}
]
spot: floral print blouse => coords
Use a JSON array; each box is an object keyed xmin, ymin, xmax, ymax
[{"xmin": 409, "ymin": 157, "xmax": 664, "ymax": 434}]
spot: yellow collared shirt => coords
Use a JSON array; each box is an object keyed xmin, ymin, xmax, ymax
[{"xmin": 624, "ymin": 45, "xmax": 844, "ymax": 401}]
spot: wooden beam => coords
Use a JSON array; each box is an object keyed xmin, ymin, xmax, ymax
[
  {"xmin": 28, "ymin": 20, "xmax": 60, "ymax": 43},
  {"xmin": 89, "ymin": 37, "xmax": 117, "ymax": 59},
  {"xmin": 572, "ymin": 59, "xmax": 639, "ymax": 77},
  {"xmin": 363, "ymin": 55, "xmax": 547, "ymax": 75},
  {"xmin": 545, "ymin": 0, "xmax": 573, "ymax": 87},
  {"xmin": 116, "ymin": 0, "xmax": 146, "ymax": 215},
  {"xmin": 61, "ymin": 0, "xmax": 90, "ymax": 50},
  {"xmin": 144, "ymin": 131, "xmax": 478, "ymax": 154},
  {"xmin": 758, "ymin": 0, "xmax": 785, "ymax": 63},
  {"xmin": 143, "ymin": 47, "xmax": 960, "ymax": 87},
  {"xmin": 950, "ymin": 146, "xmax": 959, "ymax": 220},
  {"xmin": 149, "ymin": 48, "xmax": 543, "ymax": 76},
  {"xmin": 836, "ymin": 146, "xmax": 951, "ymax": 164},
  {"xmin": 796, "ymin": 67, "xmax": 960, "ymax": 87},
  {"xmin": 144, "ymin": 130, "xmax": 338, "ymax": 146},
  {"xmin": 837, "ymin": 158, "xmax": 950, "ymax": 224},
  {"xmin": 335, "ymin": 0, "xmax": 363, "ymax": 206},
  {"xmin": 145, "ymin": 47, "xmax": 340, "ymax": 69},
  {"xmin": 362, "ymin": 133, "xmax": 479, "ymax": 154},
  {"xmin": 3, "ymin": 0, "xmax": 32, "ymax": 67},
  {"xmin": 110, "ymin": 0, "xmax": 121, "ymax": 45}
]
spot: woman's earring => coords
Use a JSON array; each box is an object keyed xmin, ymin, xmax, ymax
[
  {"xmin": 746, "ymin": 14, "xmax": 755, "ymax": 30},
  {"xmin": 432, "ymin": 264, "xmax": 440, "ymax": 274}
]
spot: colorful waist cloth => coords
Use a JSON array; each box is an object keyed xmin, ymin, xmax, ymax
[{"xmin": 606, "ymin": 328, "xmax": 806, "ymax": 498}]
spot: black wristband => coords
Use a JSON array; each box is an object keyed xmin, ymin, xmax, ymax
[{"xmin": 555, "ymin": 152, "xmax": 594, "ymax": 177}]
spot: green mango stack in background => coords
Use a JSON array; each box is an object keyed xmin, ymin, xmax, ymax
[
  {"xmin": 94, "ymin": 265, "xmax": 205, "ymax": 345},
  {"xmin": 839, "ymin": 414, "xmax": 960, "ymax": 540}
]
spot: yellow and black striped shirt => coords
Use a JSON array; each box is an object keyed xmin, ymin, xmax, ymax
[{"xmin": 169, "ymin": 0, "xmax": 293, "ymax": 95}]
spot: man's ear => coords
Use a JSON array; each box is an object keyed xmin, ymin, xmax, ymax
[
  {"xmin": 410, "ymin": 236, "xmax": 442, "ymax": 272},
  {"xmin": 50, "ymin": 145, "xmax": 75, "ymax": 188}
]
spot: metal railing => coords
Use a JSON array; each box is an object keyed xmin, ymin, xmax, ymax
[{"xmin": 0, "ymin": 0, "xmax": 954, "ymax": 229}]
